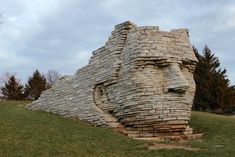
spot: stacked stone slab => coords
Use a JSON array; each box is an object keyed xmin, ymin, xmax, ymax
[{"xmin": 26, "ymin": 21, "xmax": 200, "ymax": 139}]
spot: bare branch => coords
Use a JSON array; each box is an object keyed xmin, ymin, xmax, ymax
[{"xmin": 45, "ymin": 70, "xmax": 61, "ymax": 88}]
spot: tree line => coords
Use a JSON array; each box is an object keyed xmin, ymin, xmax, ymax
[
  {"xmin": 0, "ymin": 70, "xmax": 61, "ymax": 100},
  {"xmin": 193, "ymin": 45, "xmax": 235, "ymax": 114}
]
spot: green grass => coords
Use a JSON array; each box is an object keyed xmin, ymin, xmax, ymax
[{"xmin": 0, "ymin": 101, "xmax": 235, "ymax": 157}]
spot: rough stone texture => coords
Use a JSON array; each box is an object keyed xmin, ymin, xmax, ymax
[{"xmin": 26, "ymin": 21, "xmax": 199, "ymax": 138}]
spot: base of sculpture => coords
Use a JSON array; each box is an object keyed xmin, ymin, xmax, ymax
[
  {"xmin": 111, "ymin": 120, "xmax": 202, "ymax": 141},
  {"xmin": 132, "ymin": 134, "xmax": 203, "ymax": 141}
]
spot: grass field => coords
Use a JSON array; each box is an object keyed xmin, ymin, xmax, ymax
[{"xmin": 0, "ymin": 101, "xmax": 235, "ymax": 157}]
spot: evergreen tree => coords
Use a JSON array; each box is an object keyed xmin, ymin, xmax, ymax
[
  {"xmin": 1, "ymin": 75, "xmax": 24, "ymax": 100},
  {"xmin": 193, "ymin": 45, "xmax": 235, "ymax": 113},
  {"xmin": 25, "ymin": 70, "xmax": 47, "ymax": 100}
]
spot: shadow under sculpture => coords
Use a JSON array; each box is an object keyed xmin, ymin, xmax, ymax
[{"xmin": 26, "ymin": 21, "xmax": 201, "ymax": 140}]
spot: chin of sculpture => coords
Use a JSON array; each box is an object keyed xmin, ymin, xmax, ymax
[{"xmin": 26, "ymin": 21, "xmax": 202, "ymax": 140}]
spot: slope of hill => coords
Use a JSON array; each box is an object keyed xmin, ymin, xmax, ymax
[{"xmin": 0, "ymin": 101, "xmax": 235, "ymax": 157}]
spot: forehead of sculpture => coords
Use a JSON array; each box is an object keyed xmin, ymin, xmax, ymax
[{"xmin": 124, "ymin": 27, "xmax": 198, "ymax": 63}]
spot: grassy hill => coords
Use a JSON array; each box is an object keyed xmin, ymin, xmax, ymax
[{"xmin": 0, "ymin": 101, "xmax": 235, "ymax": 157}]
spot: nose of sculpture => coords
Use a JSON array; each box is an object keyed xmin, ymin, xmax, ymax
[{"xmin": 163, "ymin": 63, "xmax": 189, "ymax": 94}]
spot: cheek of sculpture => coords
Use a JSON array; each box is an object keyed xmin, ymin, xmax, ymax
[
  {"xmin": 181, "ymin": 66, "xmax": 196, "ymax": 104},
  {"xmin": 133, "ymin": 65, "xmax": 164, "ymax": 96}
]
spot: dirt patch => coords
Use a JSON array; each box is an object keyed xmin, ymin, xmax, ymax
[{"xmin": 148, "ymin": 143, "xmax": 201, "ymax": 151}]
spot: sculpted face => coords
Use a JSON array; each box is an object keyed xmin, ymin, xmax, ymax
[
  {"xmin": 109, "ymin": 27, "xmax": 198, "ymax": 132},
  {"xmin": 127, "ymin": 57, "xmax": 196, "ymax": 120}
]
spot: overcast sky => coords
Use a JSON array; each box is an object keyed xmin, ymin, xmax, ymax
[{"xmin": 0, "ymin": 0, "xmax": 235, "ymax": 84}]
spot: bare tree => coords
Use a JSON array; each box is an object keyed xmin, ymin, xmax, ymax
[{"xmin": 45, "ymin": 70, "xmax": 61, "ymax": 88}]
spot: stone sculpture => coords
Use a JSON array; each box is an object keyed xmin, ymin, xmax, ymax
[{"xmin": 26, "ymin": 21, "xmax": 201, "ymax": 140}]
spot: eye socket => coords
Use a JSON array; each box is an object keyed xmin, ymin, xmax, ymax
[
  {"xmin": 139, "ymin": 65, "xmax": 145, "ymax": 70},
  {"xmin": 135, "ymin": 60, "xmax": 159, "ymax": 70},
  {"xmin": 178, "ymin": 63, "xmax": 183, "ymax": 69},
  {"xmin": 180, "ymin": 62, "xmax": 196, "ymax": 72}
]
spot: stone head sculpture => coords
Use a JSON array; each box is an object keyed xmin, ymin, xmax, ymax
[{"xmin": 27, "ymin": 21, "xmax": 198, "ymax": 138}]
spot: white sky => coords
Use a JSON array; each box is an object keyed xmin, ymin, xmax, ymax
[{"xmin": 0, "ymin": 0, "xmax": 235, "ymax": 84}]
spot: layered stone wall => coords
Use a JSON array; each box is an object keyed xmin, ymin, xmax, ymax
[{"xmin": 26, "ymin": 21, "xmax": 199, "ymax": 139}]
